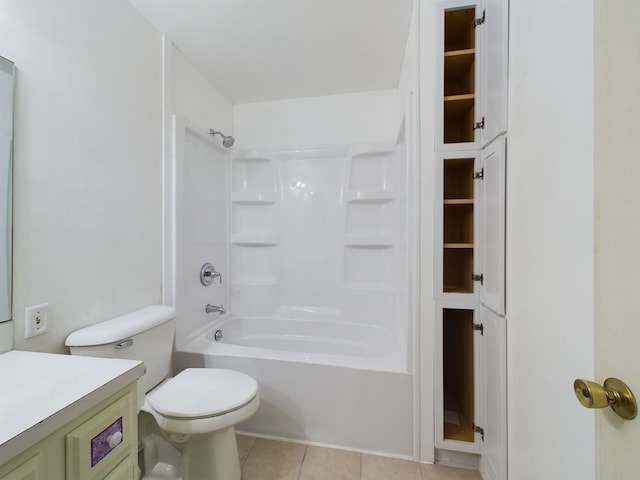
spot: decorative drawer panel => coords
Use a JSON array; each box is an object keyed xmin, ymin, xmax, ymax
[{"xmin": 65, "ymin": 392, "xmax": 135, "ymax": 480}]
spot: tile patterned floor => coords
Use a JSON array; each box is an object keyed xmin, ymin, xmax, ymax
[{"xmin": 237, "ymin": 436, "xmax": 482, "ymax": 480}]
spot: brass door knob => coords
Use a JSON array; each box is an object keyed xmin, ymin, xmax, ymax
[{"xmin": 574, "ymin": 377, "xmax": 637, "ymax": 420}]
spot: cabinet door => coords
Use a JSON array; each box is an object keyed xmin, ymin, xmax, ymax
[
  {"xmin": 480, "ymin": 306, "xmax": 507, "ymax": 480},
  {"xmin": 0, "ymin": 455, "xmax": 43, "ymax": 480},
  {"xmin": 480, "ymin": 0, "xmax": 509, "ymax": 147},
  {"xmin": 480, "ymin": 135, "xmax": 506, "ymax": 315}
]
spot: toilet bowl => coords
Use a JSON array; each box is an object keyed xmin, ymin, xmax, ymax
[
  {"xmin": 142, "ymin": 368, "xmax": 259, "ymax": 479},
  {"xmin": 65, "ymin": 306, "xmax": 259, "ymax": 480}
]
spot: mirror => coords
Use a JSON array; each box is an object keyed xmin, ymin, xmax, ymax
[{"xmin": 0, "ymin": 56, "xmax": 14, "ymax": 323}]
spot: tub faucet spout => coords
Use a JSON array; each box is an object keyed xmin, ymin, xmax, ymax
[{"xmin": 206, "ymin": 304, "xmax": 225, "ymax": 315}]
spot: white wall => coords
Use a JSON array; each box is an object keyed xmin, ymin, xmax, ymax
[
  {"xmin": 507, "ymin": 1, "xmax": 594, "ymax": 478},
  {"xmin": 165, "ymin": 45, "xmax": 234, "ymax": 345},
  {"xmin": 0, "ymin": 0, "xmax": 163, "ymax": 353},
  {"xmin": 234, "ymin": 90, "xmax": 398, "ymax": 149},
  {"xmin": 169, "ymin": 46, "xmax": 234, "ymax": 135}
]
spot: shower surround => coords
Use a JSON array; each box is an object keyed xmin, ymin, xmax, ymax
[
  {"xmin": 229, "ymin": 144, "xmax": 409, "ymax": 346},
  {"xmin": 170, "ymin": 115, "xmax": 415, "ymax": 455}
]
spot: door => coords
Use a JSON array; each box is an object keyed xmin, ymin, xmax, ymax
[
  {"xmin": 593, "ymin": 0, "xmax": 640, "ymax": 477},
  {"xmin": 480, "ymin": 306, "xmax": 506, "ymax": 480},
  {"xmin": 480, "ymin": 135, "xmax": 505, "ymax": 315},
  {"xmin": 480, "ymin": 0, "xmax": 508, "ymax": 148}
]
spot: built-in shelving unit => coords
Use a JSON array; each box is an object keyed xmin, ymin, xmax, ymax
[
  {"xmin": 435, "ymin": 1, "xmax": 508, "ymax": 475},
  {"xmin": 443, "ymin": 157, "xmax": 475, "ymax": 294},
  {"xmin": 437, "ymin": 1, "xmax": 482, "ymax": 456},
  {"xmin": 443, "ymin": 7, "xmax": 477, "ymax": 145},
  {"xmin": 343, "ymin": 149, "xmax": 396, "ymax": 290},
  {"xmin": 230, "ymin": 155, "xmax": 279, "ymax": 289}
]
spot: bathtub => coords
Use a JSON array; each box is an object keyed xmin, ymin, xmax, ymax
[{"xmin": 173, "ymin": 315, "xmax": 414, "ymax": 457}]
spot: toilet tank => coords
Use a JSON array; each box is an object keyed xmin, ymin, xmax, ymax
[{"xmin": 65, "ymin": 305, "xmax": 176, "ymax": 394}]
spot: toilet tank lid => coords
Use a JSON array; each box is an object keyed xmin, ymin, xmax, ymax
[{"xmin": 65, "ymin": 305, "xmax": 177, "ymax": 347}]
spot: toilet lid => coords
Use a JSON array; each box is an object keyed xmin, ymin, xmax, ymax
[{"xmin": 148, "ymin": 368, "xmax": 258, "ymax": 419}]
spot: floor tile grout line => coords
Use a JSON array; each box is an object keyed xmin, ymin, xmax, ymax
[{"xmin": 296, "ymin": 444, "xmax": 308, "ymax": 480}]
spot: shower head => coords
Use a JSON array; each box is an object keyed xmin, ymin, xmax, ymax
[{"xmin": 209, "ymin": 129, "xmax": 235, "ymax": 148}]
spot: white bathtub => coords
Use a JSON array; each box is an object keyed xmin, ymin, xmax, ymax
[{"xmin": 173, "ymin": 315, "xmax": 414, "ymax": 457}]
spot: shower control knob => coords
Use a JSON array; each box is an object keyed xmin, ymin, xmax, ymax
[{"xmin": 200, "ymin": 263, "xmax": 222, "ymax": 286}]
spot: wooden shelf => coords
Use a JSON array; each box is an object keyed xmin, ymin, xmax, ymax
[
  {"xmin": 444, "ymin": 199, "xmax": 473, "ymax": 205},
  {"xmin": 444, "ymin": 243, "xmax": 473, "ymax": 249},
  {"xmin": 444, "ymin": 94, "xmax": 474, "ymax": 112},
  {"xmin": 444, "ymin": 48, "xmax": 475, "ymax": 58},
  {"xmin": 444, "ymin": 50, "xmax": 475, "ymax": 97}
]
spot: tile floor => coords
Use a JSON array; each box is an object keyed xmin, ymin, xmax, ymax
[{"xmin": 237, "ymin": 436, "xmax": 482, "ymax": 480}]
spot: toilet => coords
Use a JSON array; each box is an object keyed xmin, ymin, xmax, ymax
[{"xmin": 65, "ymin": 305, "xmax": 259, "ymax": 480}]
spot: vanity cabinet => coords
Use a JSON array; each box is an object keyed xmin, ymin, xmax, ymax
[
  {"xmin": 0, "ymin": 351, "xmax": 142, "ymax": 480},
  {"xmin": 0, "ymin": 384, "xmax": 137, "ymax": 480},
  {"xmin": 432, "ymin": 1, "xmax": 508, "ymax": 479}
]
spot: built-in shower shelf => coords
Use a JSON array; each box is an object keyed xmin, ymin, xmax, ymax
[
  {"xmin": 346, "ymin": 190, "xmax": 395, "ymax": 204},
  {"xmin": 232, "ymin": 156, "xmax": 273, "ymax": 163},
  {"xmin": 231, "ymin": 192, "xmax": 278, "ymax": 204},
  {"xmin": 231, "ymin": 234, "xmax": 278, "ymax": 246},
  {"xmin": 351, "ymin": 148, "xmax": 395, "ymax": 159},
  {"xmin": 344, "ymin": 235, "xmax": 394, "ymax": 248}
]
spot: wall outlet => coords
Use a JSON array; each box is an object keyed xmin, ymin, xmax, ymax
[{"xmin": 24, "ymin": 303, "xmax": 49, "ymax": 339}]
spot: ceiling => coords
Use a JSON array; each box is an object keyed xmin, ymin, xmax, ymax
[{"xmin": 128, "ymin": 0, "xmax": 413, "ymax": 104}]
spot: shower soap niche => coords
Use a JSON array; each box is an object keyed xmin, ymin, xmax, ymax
[
  {"xmin": 343, "ymin": 245, "xmax": 394, "ymax": 289},
  {"xmin": 232, "ymin": 203, "xmax": 277, "ymax": 236},
  {"xmin": 231, "ymin": 156, "xmax": 276, "ymax": 194},
  {"xmin": 231, "ymin": 244, "xmax": 278, "ymax": 285},
  {"xmin": 348, "ymin": 149, "xmax": 395, "ymax": 192}
]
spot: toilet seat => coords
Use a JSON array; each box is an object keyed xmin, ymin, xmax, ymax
[{"xmin": 148, "ymin": 368, "xmax": 258, "ymax": 419}]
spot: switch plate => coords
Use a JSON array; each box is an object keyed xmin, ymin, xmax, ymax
[{"xmin": 24, "ymin": 303, "xmax": 49, "ymax": 339}]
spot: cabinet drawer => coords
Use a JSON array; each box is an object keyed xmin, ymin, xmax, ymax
[
  {"xmin": 65, "ymin": 392, "xmax": 135, "ymax": 480},
  {"xmin": 103, "ymin": 455, "xmax": 136, "ymax": 480}
]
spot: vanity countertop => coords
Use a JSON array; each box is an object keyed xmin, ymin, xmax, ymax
[{"xmin": 0, "ymin": 350, "xmax": 143, "ymax": 465}]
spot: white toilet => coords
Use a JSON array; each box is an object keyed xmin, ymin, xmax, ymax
[{"xmin": 65, "ymin": 305, "xmax": 259, "ymax": 480}]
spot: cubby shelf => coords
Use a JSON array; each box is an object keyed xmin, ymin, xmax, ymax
[
  {"xmin": 231, "ymin": 192, "xmax": 277, "ymax": 204},
  {"xmin": 344, "ymin": 235, "xmax": 394, "ymax": 249},
  {"xmin": 231, "ymin": 234, "xmax": 278, "ymax": 246},
  {"xmin": 346, "ymin": 190, "xmax": 394, "ymax": 204},
  {"xmin": 444, "ymin": 94, "xmax": 475, "ymax": 113},
  {"xmin": 444, "ymin": 243, "xmax": 474, "ymax": 249}
]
